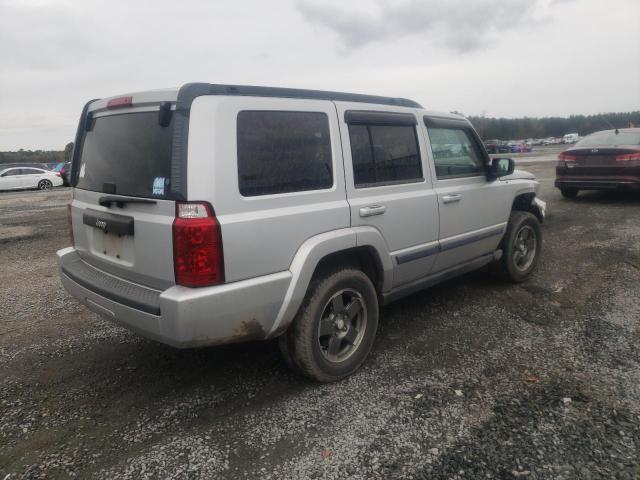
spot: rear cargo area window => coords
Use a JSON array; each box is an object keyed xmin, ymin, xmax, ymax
[
  {"xmin": 237, "ymin": 111, "xmax": 333, "ymax": 196},
  {"xmin": 76, "ymin": 112, "xmax": 174, "ymax": 199},
  {"xmin": 348, "ymin": 124, "xmax": 423, "ymax": 187},
  {"xmin": 576, "ymin": 131, "xmax": 640, "ymax": 147}
]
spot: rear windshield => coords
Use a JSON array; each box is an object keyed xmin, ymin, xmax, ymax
[
  {"xmin": 575, "ymin": 131, "xmax": 640, "ymax": 148},
  {"xmin": 76, "ymin": 111, "xmax": 174, "ymax": 199}
]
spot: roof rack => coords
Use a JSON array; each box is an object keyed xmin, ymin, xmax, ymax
[{"xmin": 176, "ymin": 83, "xmax": 422, "ymax": 110}]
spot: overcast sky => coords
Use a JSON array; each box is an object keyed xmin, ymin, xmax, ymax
[{"xmin": 1, "ymin": 0, "xmax": 639, "ymax": 150}]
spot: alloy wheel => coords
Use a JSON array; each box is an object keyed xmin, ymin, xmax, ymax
[
  {"xmin": 317, "ymin": 289, "xmax": 367, "ymax": 363},
  {"xmin": 513, "ymin": 225, "xmax": 537, "ymax": 271}
]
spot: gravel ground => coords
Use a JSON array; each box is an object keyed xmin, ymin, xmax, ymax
[{"xmin": 1, "ymin": 165, "xmax": 639, "ymax": 479}]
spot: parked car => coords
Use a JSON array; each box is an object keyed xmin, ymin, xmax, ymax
[
  {"xmin": 0, "ymin": 167, "xmax": 63, "ymax": 191},
  {"xmin": 483, "ymin": 139, "xmax": 510, "ymax": 154},
  {"xmin": 52, "ymin": 161, "xmax": 72, "ymax": 186},
  {"xmin": 555, "ymin": 128, "xmax": 640, "ymax": 198},
  {"xmin": 58, "ymin": 83, "xmax": 546, "ymax": 382},
  {"xmin": 562, "ymin": 133, "xmax": 579, "ymax": 144},
  {"xmin": 509, "ymin": 141, "xmax": 532, "ymax": 153}
]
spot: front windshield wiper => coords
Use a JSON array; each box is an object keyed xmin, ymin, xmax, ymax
[{"xmin": 98, "ymin": 196, "xmax": 157, "ymax": 208}]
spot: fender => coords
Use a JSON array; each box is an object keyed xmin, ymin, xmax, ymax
[
  {"xmin": 511, "ymin": 190, "xmax": 546, "ymax": 223},
  {"xmin": 266, "ymin": 226, "xmax": 392, "ymax": 337}
]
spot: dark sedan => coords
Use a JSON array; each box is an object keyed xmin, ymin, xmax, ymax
[{"xmin": 555, "ymin": 128, "xmax": 640, "ymax": 198}]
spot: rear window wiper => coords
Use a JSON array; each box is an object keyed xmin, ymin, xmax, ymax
[{"xmin": 98, "ymin": 196, "xmax": 157, "ymax": 208}]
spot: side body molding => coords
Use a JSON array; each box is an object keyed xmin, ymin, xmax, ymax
[{"xmin": 267, "ymin": 226, "xmax": 393, "ymax": 337}]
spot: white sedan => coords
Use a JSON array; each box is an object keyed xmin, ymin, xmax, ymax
[{"xmin": 0, "ymin": 167, "xmax": 64, "ymax": 191}]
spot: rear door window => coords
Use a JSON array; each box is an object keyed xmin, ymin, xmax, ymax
[
  {"xmin": 76, "ymin": 112, "xmax": 174, "ymax": 199},
  {"xmin": 237, "ymin": 111, "xmax": 333, "ymax": 196}
]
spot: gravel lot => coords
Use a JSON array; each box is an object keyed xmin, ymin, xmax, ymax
[{"xmin": 1, "ymin": 161, "xmax": 639, "ymax": 479}]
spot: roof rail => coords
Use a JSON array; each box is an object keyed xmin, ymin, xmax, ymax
[{"xmin": 176, "ymin": 83, "xmax": 422, "ymax": 110}]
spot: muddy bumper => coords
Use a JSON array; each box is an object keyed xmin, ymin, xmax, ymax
[{"xmin": 57, "ymin": 247, "xmax": 291, "ymax": 347}]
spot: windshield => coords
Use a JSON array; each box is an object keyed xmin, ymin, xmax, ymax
[
  {"xmin": 75, "ymin": 111, "xmax": 174, "ymax": 199},
  {"xmin": 575, "ymin": 131, "xmax": 640, "ymax": 148}
]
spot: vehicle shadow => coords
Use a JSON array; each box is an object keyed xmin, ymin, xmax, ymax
[
  {"xmin": 75, "ymin": 266, "xmax": 517, "ymax": 399},
  {"xmin": 566, "ymin": 190, "xmax": 640, "ymax": 204},
  {"xmin": 48, "ymin": 269, "xmax": 500, "ymax": 413}
]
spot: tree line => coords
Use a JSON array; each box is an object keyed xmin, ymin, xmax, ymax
[
  {"xmin": 0, "ymin": 143, "xmax": 74, "ymax": 165},
  {"xmin": 468, "ymin": 111, "xmax": 640, "ymax": 141}
]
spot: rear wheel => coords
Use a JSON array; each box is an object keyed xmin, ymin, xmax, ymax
[
  {"xmin": 560, "ymin": 188, "xmax": 578, "ymax": 198},
  {"xmin": 281, "ymin": 268, "xmax": 378, "ymax": 382},
  {"xmin": 490, "ymin": 211, "xmax": 542, "ymax": 283},
  {"xmin": 38, "ymin": 179, "xmax": 53, "ymax": 190}
]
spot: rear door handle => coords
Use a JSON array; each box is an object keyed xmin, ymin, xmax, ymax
[
  {"xmin": 442, "ymin": 194, "xmax": 462, "ymax": 204},
  {"xmin": 359, "ymin": 204, "xmax": 386, "ymax": 217}
]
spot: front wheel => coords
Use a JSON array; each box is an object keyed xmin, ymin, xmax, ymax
[
  {"xmin": 281, "ymin": 268, "xmax": 378, "ymax": 382},
  {"xmin": 38, "ymin": 179, "xmax": 53, "ymax": 190},
  {"xmin": 490, "ymin": 211, "xmax": 542, "ymax": 282}
]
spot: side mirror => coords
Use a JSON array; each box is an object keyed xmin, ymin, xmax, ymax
[{"xmin": 488, "ymin": 157, "xmax": 514, "ymax": 179}]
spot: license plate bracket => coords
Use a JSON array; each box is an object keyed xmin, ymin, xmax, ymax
[{"xmin": 83, "ymin": 209, "xmax": 134, "ymax": 236}]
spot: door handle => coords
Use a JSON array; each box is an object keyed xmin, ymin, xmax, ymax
[
  {"xmin": 359, "ymin": 204, "xmax": 386, "ymax": 217},
  {"xmin": 442, "ymin": 194, "xmax": 462, "ymax": 204}
]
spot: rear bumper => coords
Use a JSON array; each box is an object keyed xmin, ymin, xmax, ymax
[
  {"xmin": 555, "ymin": 177, "xmax": 640, "ymax": 191},
  {"xmin": 57, "ymin": 247, "xmax": 291, "ymax": 348}
]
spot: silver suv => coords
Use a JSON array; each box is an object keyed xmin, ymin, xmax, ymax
[{"xmin": 58, "ymin": 83, "xmax": 546, "ymax": 382}]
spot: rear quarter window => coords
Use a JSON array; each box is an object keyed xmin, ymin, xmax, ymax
[{"xmin": 237, "ymin": 111, "xmax": 333, "ymax": 196}]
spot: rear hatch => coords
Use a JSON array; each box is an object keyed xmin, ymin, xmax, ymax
[
  {"xmin": 564, "ymin": 147, "xmax": 640, "ymax": 177},
  {"xmin": 70, "ymin": 92, "xmax": 179, "ymax": 290}
]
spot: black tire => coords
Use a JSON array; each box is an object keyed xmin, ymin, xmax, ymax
[
  {"xmin": 282, "ymin": 268, "xmax": 378, "ymax": 382},
  {"xmin": 560, "ymin": 188, "xmax": 578, "ymax": 199},
  {"xmin": 38, "ymin": 179, "xmax": 53, "ymax": 190},
  {"xmin": 490, "ymin": 211, "xmax": 542, "ymax": 283},
  {"xmin": 277, "ymin": 333, "xmax": 296, "ymax": 370}
]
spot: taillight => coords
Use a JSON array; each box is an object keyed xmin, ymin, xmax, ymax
[
  {"xmin": 54, "ymin": 172, "xmax": 61, "ymax": 177},
  {"xmin": 556, "ymin": 153, "xmax": 577, "ymax": 167},
  {"xmin": 67, "ymin": 204, "xmax": 75, "ymax": 246},
  {"xmin": 615, "ymin": 152, "xmax": 640, "ymax": 163},
  {"xmin": 173, "ymin": 202, "xmax": 224, "ymax": 287}
]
